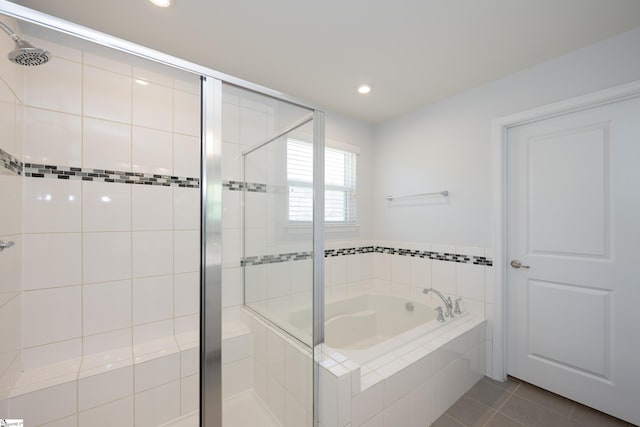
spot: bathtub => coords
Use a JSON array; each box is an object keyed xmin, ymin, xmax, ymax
[{"xmin": 287, "ymin": 293, "xmax": 466, "ymax": 365}]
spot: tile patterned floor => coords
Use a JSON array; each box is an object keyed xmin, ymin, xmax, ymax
[{"xmin": 432, "ymin": 376, "xmax": 638, "ymax": 427}]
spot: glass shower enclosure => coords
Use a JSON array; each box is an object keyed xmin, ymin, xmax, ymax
[{"xmin": 0, "ymin": 2, "xmax": 325, "ymax": 426}]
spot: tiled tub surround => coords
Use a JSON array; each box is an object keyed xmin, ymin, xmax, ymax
[
  {"xmin": 2, "ymin": 33, "xmax": 203, "ymax": 426},
  {"xmin": 248, "ymin": 305, "xmax": 486, "ymax": 427}
]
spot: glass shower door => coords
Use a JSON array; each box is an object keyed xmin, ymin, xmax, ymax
[
  {"xmin": 0, "ymin": 14, "xmax": 203, "ymax": 426},
  {"xmin": 221, "ymin": 83, "xmax": 318, "ymax": 427}
]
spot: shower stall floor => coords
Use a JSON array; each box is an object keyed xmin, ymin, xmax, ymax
[{"xmin": 163, "ymin": 390, "xmax": 281, "ymax": 427}]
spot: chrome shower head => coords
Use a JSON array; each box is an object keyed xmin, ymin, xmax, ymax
[
  {"xmin": 8, "ymin": 38, "xmax": 51, "ymax": 66},
  {"xmin": 0, "ymin": 20, "xmax": 51, "ymax": 66}
]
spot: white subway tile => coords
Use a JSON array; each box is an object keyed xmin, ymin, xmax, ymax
[
  {"xmin": 174, "ymin": 230, "xmax": 199, "ymax": 273},
  {"xmin": 9, "ymin": 381, "xmax": 77, "ymax": 426},
  {"xmin": 42, "ymin": 415, "xmax": 78, "ymax": 427},
  {"xmin": 132, "ymin": 80, "xmax": 172, "ymax": 132},
  {"xmin": 266, "ymin": 372, "xmax": 286, "ymax": 425},
  {"xmin": 78, "ymin": 365, "xmax": 133, "ymax": 411},
  {"xmin": 174, "ymin": 89, "xmax": 200, "ymax": 136},
  {"xmin": 222, "ymin": 357, "xmax": 252, "ymax": 398},
  {"xmin": 83, "ymin": 65, "xmax": 132, "ymax": 123},
  {"xmin": 23, "ymin": 107, "xmax": 81, "ymax": 167},
  {"xmin": 83, "ymin": 51, "xmax": 131, "ymax": 75},
  {"xmin": 134, "ymin": 380, "xmax": 180, "ymax": 427},
  {"xmin": 222, "ymin": 333, "xmax": 251, "ymax": 364},
  {"xmin": 181, "ymin": 374, "xmax": 199, "ymax": 415},
  {"xmin": 131, "ymin": 126, "xmax": 172, "ymax": 175},
  {"xmin": 82, "ymin": 181, "xmax": 131, "ymax": 232},
  {"xmin": 352, "ymin": 380, "xmax": 384, "ymax": 426},
  {"xmin": 83, "ymin": 328, "xmax": 131, "ymax": 356},
  {"xmin": 23, "ymin": 178, "xmax": 81, "ymax": 233},
  {"xmin": 173, "ymin": 133, "xmax": 199, "ymax": 177},
  {"xmin": 181, "ymin": 347, "xmax": 199, "ymax": 378},
  {"xmin": 22, "ymin": 338, "xmax": 81, "ymax": 371},
  {"xmin": 431, "ymin": 260, "xmax": 456, "ymax": 296},
  {"xmin": 23, "ymin": 286, "xmax": 81, "ymax": 348},
  {"xmin": 391, "ymin": 254, "xmax": 411, "ymax": 285},
  {"xmin": 221, "ymin": 267, "xmax": 242, "ymax": 308},
  {"xmin": 83, "ymin": 118, "xmax": 131, "ymax": 171},
  {"xmin": 135, "ymin": 352, "xmax": 180, "ymax": 393},
  {"xmin": 383, "ymin": 393, "xmax": 410, "ymax": 427},
  {"xmin": 132, "ymin": 185, "xmax": 173, "ymax": 231},
  {"xmin": 266, "ymin": 329, "xmax": 285, "ymax": 385},
  {"xmin": 132, "ymin": 231, "xmax": 173, "ymax": 278},
  {"xmin": 174, "ymin": 272, "xmax": 199, "ymax": 317},
  {"xmin": 382, "ymin": 365, "xmax": 413, "ymax": 407},
  {"xmin": 222, "ymin": 189, "xmax": 240, "ymax": 230},
  {"xmin": 456, "ymin": 263, "xmax": 485, "ymax": 302},
  {"xmin": 23, "ymin": 57, "xmax": 81, "ymax": 114},
  {"xmin": 222, "ymin": 102, "xmax": 240, "ymax": 143},
  {"xmin": 83, "ymin": 232, "xmax": 131, "ymax": 284},
  {"xmin": 23, "ymin": 233, "xmax": 81, "ymax": 290},
  {"xmin": 174, "ymin": 187, "xmax": 200, "ymax": 230},
  {"xmin": 79, "ymin": 396, "xmax": 133, "ymax": 427},
  {"xmin": 133, "ymin": 319, "xmax": 173, "ymax": 348},
  {"xmin": 221, "ymin": 142, "xmax": 241, "ymax": 181},
  {"xmin": 285, "ymin": 390, "xmax": 307, "ymax": 427},
  {"xmin": 83, "ymin": 280, "xmax": 131, "ymax": 336},
  {"xmin": 133, "ymin": 66, "xmax": 173, "ymax": 87},
  {"xmin": 174, "ymin": 77, "xmax": 199, "ymax": 95},
  {"xmin": 239, "ymin": 107, "xmax": 267, "ymax": 146},
  {"xmin": 133, "ymin": 275, "xmax": 173, "ymax": 325},
  {"xmin": 410, "ymin": 380, "xmax": 433, "ymax": 427}
]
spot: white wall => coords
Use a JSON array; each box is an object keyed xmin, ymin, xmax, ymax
[{"xmin": 372, "ymin": 27, "xmax": 640, "ymax": 247}]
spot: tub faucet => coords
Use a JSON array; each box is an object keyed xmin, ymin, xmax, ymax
[{"xmin": 423, "ymin": 288, "xmax": 453, "ymax": 318}]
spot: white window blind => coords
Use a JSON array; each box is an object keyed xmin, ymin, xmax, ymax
[{"xmin": 287, "ymin": 138, "xmax": 357, "ymax": 223}]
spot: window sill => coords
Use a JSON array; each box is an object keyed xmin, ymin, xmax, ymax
[{"xmin": 287, "ymin": 223, "xmax": 360, "ymax": 234}]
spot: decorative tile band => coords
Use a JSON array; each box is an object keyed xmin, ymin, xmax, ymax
[
  {"xmin": 23, "ymin": 163, "xmax": 200, "ymax": 188},
  {"xmin": 242, "ymin": 245, "xmax": 493, "ymax": 267},
  {"xmin": 223, "ymin": 180, "xmax": 267, "ymax": 192},
  {"xmin": 0, "ymin": 147, "xmax": 22, "ymax": 176}
]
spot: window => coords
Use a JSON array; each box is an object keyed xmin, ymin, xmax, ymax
[{"xmin": 287, "ymin": 138, "xmax": 357, "ymax": 223}]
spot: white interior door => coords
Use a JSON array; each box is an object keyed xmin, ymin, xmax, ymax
[{"xmin": 506, "ymin": 95, "xmax": 640, "ymax": 425}]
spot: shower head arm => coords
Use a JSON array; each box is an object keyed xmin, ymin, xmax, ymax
[{"xmin": 0, "ymin": 21, "xmax": 21, "ymax": 42}]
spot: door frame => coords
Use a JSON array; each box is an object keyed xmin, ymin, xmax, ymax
[{"xmin": 490, "ymin": 79, "xmax": 640, "ymax": 381}]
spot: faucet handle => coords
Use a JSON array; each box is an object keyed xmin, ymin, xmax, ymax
[
  {"xmin": 454, "ymin": 298, "xmax": 462, "ymax": 315},
  {"xmin": 434, "ymin": 306, "xmax": 445, "ymax": 322}
]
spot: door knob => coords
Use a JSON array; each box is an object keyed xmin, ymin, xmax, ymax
[
  {"xmin": 510, "ymin": 259, "xmax": 530, "ymax": 269},
  {"xmin": 0, "ymin": 240, "xmax": 15, "ymax": 252}
]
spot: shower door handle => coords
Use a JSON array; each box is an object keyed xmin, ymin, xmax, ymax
[{"xmin": 0, "ymin": 240, "xmax": 15, "ymax": 252}]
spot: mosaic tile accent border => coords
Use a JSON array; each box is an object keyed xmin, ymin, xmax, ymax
[
  {"xmin": 23, "ymin": 163, "xmax": 200, "ymax": 188},
  {"xmin": 242, "ymin": 245, "xmax": 493, "ymax": 267},
  {"xmin": 223, "ymin": 180, "xmax": 268, "ymax": 192},
  {"xmin": 0, "ymin": 147, "xmax": 22, "ymax": 176}
]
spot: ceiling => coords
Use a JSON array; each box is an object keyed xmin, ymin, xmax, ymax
[{"xmin": 7, "ymin": 0, "xmax": 640, "ymax": 123}]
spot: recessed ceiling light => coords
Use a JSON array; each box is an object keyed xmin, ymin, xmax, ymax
[
  {"xmin": 358, "ymin": 84, "xmax": 372, "ymax": 94},
  {"xmin": 149, "ymin": 0, "xmax": 174, "ymax": 7}
]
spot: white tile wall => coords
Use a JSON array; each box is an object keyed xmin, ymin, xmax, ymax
[
  {"xmin": 132, "ymin": 81, "xmax": 172, "ymax": 132},
  {"xmin": 83, "ymin": 280, "xmax": 131, "ymax": 336},
  {"xmin": 82, "ymin": 118, "xmax": 132, "ymax": 171},
  {"xmin": 9, "ymin": 39, "xmax": 203, "ymax": 426},
  {"xmin": 83, "ymin": 64, "xmax": 131, "ymax": 123},
  {"xmin": 22, "ymin": 286, "xmax": 81, "ymax": 348},
  {"xmin": 82, "ymin": 182, "xmax": 131, "ymax": 232},
  {"xmin": 23, "ymin": 107, "xmax": 82, "ymax": 167},
  {"xmin": 23, "ymin": 233, "xmax": 81, "ymax": 290},
  {"xmin": 23, "ymin": 179, "xmax": 81, "ymax": 233},
  {"xmin": 132, "ymin": 126, "xmax": 173, "ymax": 175},
  {"xmin": 132, "ymin": 275, "xmax": 173, "ymax": 326},
  {"xmin": 83, "ymin": 232, "xmax": 132, "ymax": 283}
]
